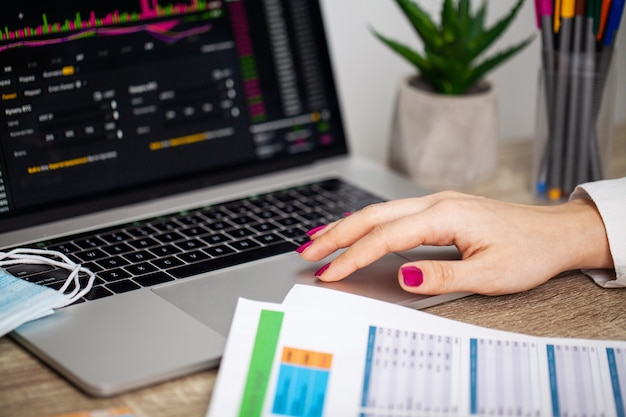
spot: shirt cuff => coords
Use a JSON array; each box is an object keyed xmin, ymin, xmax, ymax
[{"xmin": 570, "ymin": 178, "xmax": 626, "ymax": 288}]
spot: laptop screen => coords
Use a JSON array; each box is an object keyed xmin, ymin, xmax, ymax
[{"xmin": 0, "ymin": 0, "xmax": 348, "ymax": 232}]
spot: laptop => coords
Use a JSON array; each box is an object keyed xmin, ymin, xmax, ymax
[{"xmin": 0, "ymin": 0, "xmax": 466, "ymax": 397}]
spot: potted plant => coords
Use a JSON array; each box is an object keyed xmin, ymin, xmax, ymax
[{"xmin": 372, "ymin": 0, "xmax": 535, "ymax": 189}]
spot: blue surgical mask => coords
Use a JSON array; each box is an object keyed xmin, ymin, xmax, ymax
[{"xmin": 0, "ymin": 248, "xmax": 95, "ymax": 337}]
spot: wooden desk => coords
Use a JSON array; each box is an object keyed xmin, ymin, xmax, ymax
[{"xmin": 2, "ymin": 125, "xmax": 626, "ymax": 417}]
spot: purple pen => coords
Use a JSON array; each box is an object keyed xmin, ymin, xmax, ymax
[
  {"xmin": 534, "ymin": 0, "xmax": 554, "ymax": 29},
  {"xmin": 537, "ymin": 0, "xmax": 554, "ymax": 19},
  {"xmin": 535, "ymin": 0, "xmax": 555, "ymax": 56},
  {"xmin": 535, "ymin": 0, "xmax": 556, "ymax": 198}
]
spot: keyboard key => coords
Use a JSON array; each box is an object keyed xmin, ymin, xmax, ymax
[
  {"xmin": 5, "ymin": 263, "xmax": 55, "ymax": 278},
  {"xmin": 128, "ymin": 237, "xmax": 160, "ymax": 250},
  {"xmin": 152, "ymin": 221, "xmax": 181, "ymax": 232},
  {"xmin": 74, "ymin": 248, "xmax": 108, "ymax": 262},
  {"xmin": 230, "ymin": 238, "xmax": 260, "ymax": 251},
  {"xmin": 276, "ymin": 217, "xmax": 301, "ymax": 227},
  {"xmin": 255, "ymin": 233, "xmax": 282, "ymax": 245},
  {"xmin": 107, "ymin": 280, "xmax": 141, "ymax": 294},
  {"xmin": 170, "ymin": 242, "xmax": 296, "ymax": 279},
  {"xmin": 178, "ymin": 214, "xmax": 204, "ymax": 226},
  {"xmin": 296, "ymin": 186, "xmax": 315, "ymax": 197},
  {"xmin": 224, "ymin": 202, "xmax": 251, "ymax": 215},
  {"xmin": 256, "ymin": 209, "xmax": 280, "ymax": 219},
  {"xmin": 203, "ymin": 206, "xmax": 231, "ymax": 218},
  {"xmin": 99, "ymin": 268, "xmax": 132, "ymax": 283},
  {"xmin": 150, "ymin": 244, "xmax": 181, "ymax": 257},
  {"xmin": 47, "ymin": 242, "xmax": 81, "ymax": 254},
  {"xmin": 279, "ymin": 227, "xmax": 308, "ymax": 239},
  {"xmin": 279, "ymin": 204, "xmax": 300, "ymax": 214},
  {"xmin": 21, "ymin": 268, "xmax": 69, "ymax": 286},
  {"xmin": 126, "ymin": 226, "xmax": 157, "ymax": 237},
  {"xmin": 292, "ymin": 235, "xmax": 309, "ymax": 245},
  {"xmin": 125, "ymin": 262, "xmax": 158, "ymax": 276},
  {"xmin": 205, "ymin": 245, "xmax": 235, "ymax": 258},
  {"xmin": 152, "ymin": 256, "xmax": 184, "ymax": 269},
  {"xmin": 226, "ymin": 227, "xmax": 255, "ymax": 239},
  {"xmin": 82, "ymin": 262, "xmax": 104, "ymax": 273},
  {"xmin": 178, "ymin": 250, "xmax": 210, "ymax": 263},
  {"xmin": 206, "ymin": 220, "xmax": 233, "ymax": 231},
  {"xmin": 124, "ymin": 250, "xmax": 156, "ymax": 263},
  {"xmin": 248, "ymin": 197, "xmax": 274, "ymax": 210},
  {"xmin": 300, "ymin": 211, "xmax": 329, "ymax": 222},
  {"xmin": 102, "ymin": 242, "xmax": 134, "ymax": 256},
  {"xmin": 250, "ymin": 222, "xmax": 280, "ymax": 233},
  {"xmin": 101, "ymin": 231, "xmax": 132, "ymax": 243},
  {"xmin": 180, "ymin": 225, "xmax": 209, "ymax": 237},
  {"xmin": 176, "ymin": 239, "xmax": 207, "ymax": 251},
  {"xmin": 134, "ymin": 272, "xmax": 174, "ymax": 287},
  {"xmin": 231, "ymin": 215, "xmax": 255, "ymax": 225},
  {"xmin": 75, "ymin": 237, "xmax": 107, "ymax": 249},
  {"xmin": 84, "ymin": 285, "xmax": 114, "ymax": 301},
  {"xmin": 154, "ymin": 231, "xmax": 185, "ymax": 244},
  {"xmin": 97, "ymin": 256, "xmax": 130, "ymax": 269},
  {"xmin": 202, "ymin": 232, "xmax": 229, "ymax": 245}
]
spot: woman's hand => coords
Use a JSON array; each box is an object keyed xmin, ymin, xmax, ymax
[{"xmin": 296, "ymin": 191, "xmax": 613, "ymax": 296}]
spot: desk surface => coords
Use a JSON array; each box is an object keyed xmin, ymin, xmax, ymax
[{"xmin": 2, "ymin": 125, "xmax": 626, "ymax": 417}]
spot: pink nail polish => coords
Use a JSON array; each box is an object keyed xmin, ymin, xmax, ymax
[
  {"xmin": 401, "ymin": 266, "xmax": 424, "ymax": 287},
  {"xmin": 306, "ymin": 225, "xmax": 326, "ymax": 236},
  {"xmin": 343, "ymin": 211, "xmax": 353, "ymax": 217},
  {"xmin": 296, "ymin": 240, "xmax": 313, "ymax": 254},
  {"xmin": 315, "ymin": 263, "xmax": 330, "ymax": 278}
]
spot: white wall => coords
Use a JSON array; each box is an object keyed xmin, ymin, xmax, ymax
[{"xmin": 319, "ymin": 0, "xmax": 626, "ymax": 164}]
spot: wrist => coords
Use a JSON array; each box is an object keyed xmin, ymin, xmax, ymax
[{"xmin": 559, "ymin": 198, "xmax": 613, "ymax": 271}]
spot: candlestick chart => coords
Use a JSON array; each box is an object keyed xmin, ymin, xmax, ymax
[{"xmin": 0, "ymin": 0, "xmax": 223, "ymax": 52}]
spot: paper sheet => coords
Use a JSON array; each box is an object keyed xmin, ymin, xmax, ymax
[{"xmin": 206, "ymin": 285, "xmax": 626, "ymax": 417}]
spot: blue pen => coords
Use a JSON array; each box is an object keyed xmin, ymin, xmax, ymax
[
  {"xmin": 603, "ymin": 0, "xmax": 625, "ymax": 45},
  {"xmin": 583, "ymin": 0, "xmax": 625, "ymax": 181}
]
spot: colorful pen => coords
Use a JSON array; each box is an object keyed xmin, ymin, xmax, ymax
[
  {"xmin": 603, "ymin": 0, "xmax": 625, "ymax": 45},
  {"xmin": 597, "ymin": 0, "xmax": 614, "ymax": 39},
  {"xmin": 548, "ymin": 0, "xmax": 576, "ymax": 201},
  {"xmin": 535, "ymin": 0, "xmax": 555, "ymax": 196},
  {"xmin": 554, "ymin": 0, "xmax": 563, "ymax": 32},
  {"xmin": 576, "ymin": 0, "xmax": 601, "ymax": 184},
  {"xmin": 563, "ymin": 0, "xmax": 587, "ymax": 195}
]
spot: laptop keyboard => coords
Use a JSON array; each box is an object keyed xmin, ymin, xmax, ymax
[{"xmin": 6, "ymin": 178, "xmax": 385, "ymax": 303}]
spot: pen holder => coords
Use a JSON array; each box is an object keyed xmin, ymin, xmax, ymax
[{"xmin": 532, "ymin": 51, "xmax": 617, "ymax": 201}]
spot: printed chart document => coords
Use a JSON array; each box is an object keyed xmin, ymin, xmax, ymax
[{"xmin": 206, "ymin": 285, "xmax": 626, "ymax": 417}]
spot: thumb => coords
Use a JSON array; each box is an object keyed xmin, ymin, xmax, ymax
[{"xmin": 398, "ymin": 261, "xmax": 472, "ymax": 295}]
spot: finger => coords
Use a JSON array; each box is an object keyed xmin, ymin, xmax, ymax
[
  {"xmin": 301, "ymin": 195, "xmax": 455, "ymax": 261},
  {"xmin": 398, "ymin": 255, "xmax": 554, "ymax": 296},
  {"xmin": 398, "ymin": 261, "xmax": 478, "ymax": 295},
  {"xmin": 314, "ymin": 206, "xmax": 462, "ymax": 282}
]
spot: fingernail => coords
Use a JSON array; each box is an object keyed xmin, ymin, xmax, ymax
[
  {"xmin": 315, "ymin": 263, "xmax": 330, "ymax": 278},
  {"xmin": 296, "ymin": 240, "xmax": 313, "ymax": 254},
  {"xmin": 401, "ymin": 266, "xmax": 424, "ymax": 287},
  {"xmin": 343, "ymin": 211, "xmax": 353, "ymax": 217},
  {"xmin": 306, "ymin": 225, "xmax": 326, "ymax": 236}
]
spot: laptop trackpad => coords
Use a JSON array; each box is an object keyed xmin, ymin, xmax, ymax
[{"xmin": 153, "ymin": 252, "xmax": 417, "ymax": 336}]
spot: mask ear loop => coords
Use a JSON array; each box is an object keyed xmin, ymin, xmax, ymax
[{"xmin": 0, "ymin": 248, "xmax": 95, "ymax": 308}]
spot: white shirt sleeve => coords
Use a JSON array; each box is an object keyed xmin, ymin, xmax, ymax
[{"xmin": 570, "ymin": 177, "xmax": 626, "ymax": 288}]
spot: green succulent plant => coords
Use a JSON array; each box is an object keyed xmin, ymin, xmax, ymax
[{"xmin": 372, "ymin": 0, "xmax": 535, "ymax": 95}]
